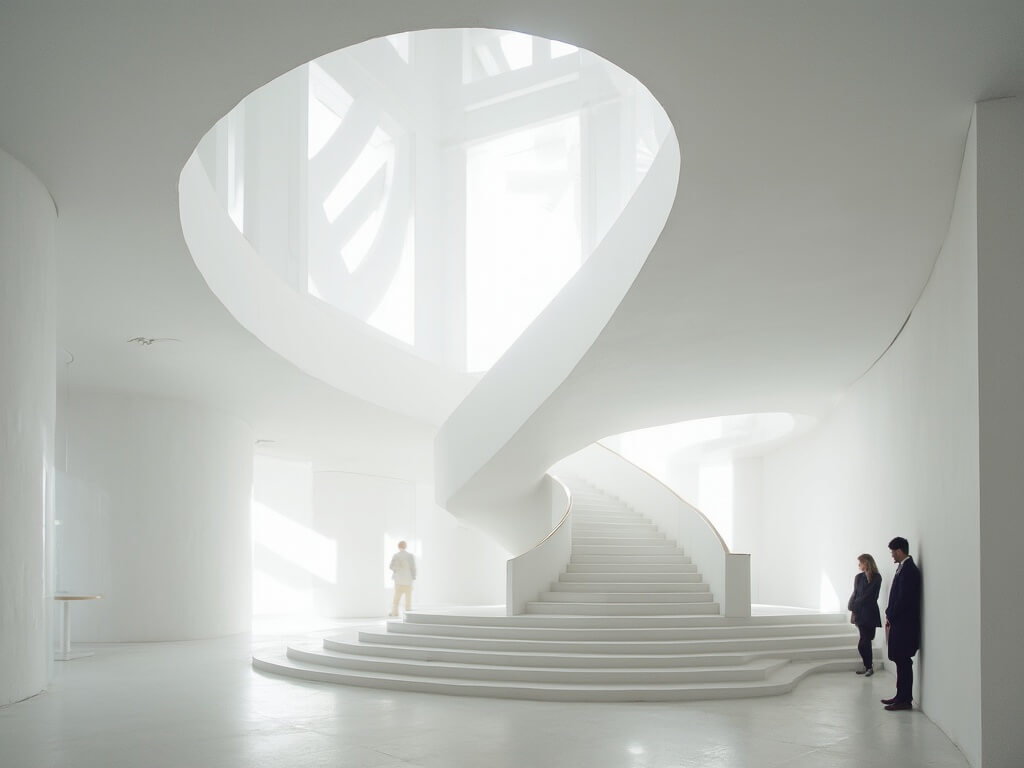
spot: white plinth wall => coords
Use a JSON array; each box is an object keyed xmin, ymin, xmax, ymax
[
  {"xmin": 0, "ymin": 148, "xmax": 56, "ymax": 706},
  {"xmin": 57, "ymin": 391, "xmax": 254, "ymax": 641}
]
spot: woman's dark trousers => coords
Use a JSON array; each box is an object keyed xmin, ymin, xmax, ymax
[{"xmin": 857, "ymin": 625, "xmax": 876, "ymax": 669}]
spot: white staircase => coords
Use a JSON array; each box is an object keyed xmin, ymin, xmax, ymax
[
  {"xmin": 252, "ymin": 480, "xmax": 877, "ymax": 700},
  {"xmin": 526, "ymin": 484, "xmax": 719, "ymax": 616}
]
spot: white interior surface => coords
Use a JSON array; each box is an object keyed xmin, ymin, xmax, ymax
[
  {"xmin": 0, "ymin": 632, "xmax": 971, "ymax": 768},
  {"xmin": 974, "ymin": 96, "xmax": 1024, "ymax": 768},
  {"xmin": 1, "ymin": 5, "xmax": 1023, "ymax": 764},
  {"xmin": 0, "ymin": 148, "xmax": 56, "ymax": 706},
  {"xmin": 56, "ymin": 390, "xmax": 255, "ymax": 641},
  {"xmin": 756, "ymin": 112, "xmax": 982, "ymax": 763}
]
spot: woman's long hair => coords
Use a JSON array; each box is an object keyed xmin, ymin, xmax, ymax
[{"xmin": 858, "ymin": 553, "xmax": 880, "ymax": 582}]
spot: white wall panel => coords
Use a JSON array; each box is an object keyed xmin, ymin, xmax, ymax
[
  {"xmin": 0, "ymin": 148, "xmax": 56, "ymax": 706},
  {"xmin": 58, "ymin": 391, "xmax": 253, "ymax": 641}
]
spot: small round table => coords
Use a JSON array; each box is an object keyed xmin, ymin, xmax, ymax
[{"xmin": 54, "ymin": 594, "xmax": 102, "ymax": 661}]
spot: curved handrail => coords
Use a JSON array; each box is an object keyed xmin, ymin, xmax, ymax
[
  {"xmin": 594, "ymin": 441, "xmax": 732, "ymax": 553},
  {"xmin": 505, "ymin": 474, "xmax": 573, "ymax": 615},
  {"xmin": 521, "ymin": 474, "xmax": 573, "ymax": 553}
]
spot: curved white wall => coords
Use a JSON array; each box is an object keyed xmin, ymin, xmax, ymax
[
  {"xmin": 0, "ymin": 148, "xmax": 56, "ymax": 706},
  {"xmin": 757, "ymin": 112, "xmax": 982, "ymax": 765},
  {"xmin": 0, "ymin": 147, "xmax": 56, "ymax": 708},
  {"xmin": 57, "ymin": 391, "xmax": 253, "ymax": 641}
]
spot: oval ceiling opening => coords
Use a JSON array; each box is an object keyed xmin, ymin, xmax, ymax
[{"xmin": 189, "ymin": 28, "xmax": 674, "ymax": 375}]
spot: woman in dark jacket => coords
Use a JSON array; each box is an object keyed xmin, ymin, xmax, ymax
[{"xmin": 848, "ymin": 553, "xmax": 883, "ymax": 676}]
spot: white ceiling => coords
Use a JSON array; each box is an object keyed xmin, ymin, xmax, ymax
[{"xmin": 1, "ymin": 1, "xmax": 1022, "ymax": 465}]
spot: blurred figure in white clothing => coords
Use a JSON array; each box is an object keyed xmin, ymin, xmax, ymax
[{"xmin": 389, "ymin": 540, "xmax": 416, "ymax": 616}]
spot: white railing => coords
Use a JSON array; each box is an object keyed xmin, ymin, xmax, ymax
[
  {"xmin": 553, "ymin": 443, "xmax": 751, "ymax": 618},
  {"xmin": 505, "ymin": 475, "xmax": 572, "ymax": 616}
]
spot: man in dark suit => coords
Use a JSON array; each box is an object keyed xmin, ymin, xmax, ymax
[{"xmin": 881, "ymin": 536, "xmax": 922, "ymax": 711}]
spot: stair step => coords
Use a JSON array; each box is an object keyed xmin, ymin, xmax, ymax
[
  {"xmin": 401, "ymin": 611, "xmax": 851, "ymax": 629},
  {"xmin": 559, "ymin": 572, "xmax": 703, "ymax": 583},
  {"xmin": 360, "ymin": 630, "xmax": 865, "ymax": 656},
  {"xmin": 539, "ymin": 591, "xmax": 714, "ymax": 604},
  {"xmin": 574, "ymin": 545, "xmax": 683, "ymax": 555},
  {"xmin": 525, "ymin": 601, "xmax": 721, "ymax": 616},
  {"xmin": 570, "ymin": 555, "xmax": 692, "ymax": 564},
  {"xmin": 572, "ymin": 531, "xmax": 661, "ymax": 540},
  {"xmin": 339, "ymin": 637, "xmax": 866, "ymax": 667},
  {"xmin": 286, "ymin": 645, "xmax": 787, "ymax": 684},
  {"xmin": 572, "ymin": 537, "xmax": 667, "ymax": 546},
  {"xmin": 552, "ymin": 581, "xmax": 709, "ymax": 592},
  {"xmin": 567, "ymin": 561, "xmax": 697, "ymax": 571},
  {"xmin": 572, "ymin": 523, "xmax": 660, "ymax": 532},
  {"xmin": 253, "ymin": 654, "xmax": 868, "ymax": 702},
  {"xmin": 382, "ymin": 626, "xmax": 861, "ymax": 652},
  {"xmin": 572, "ymin": 514, "xmax": 648, "ymax": 524}
]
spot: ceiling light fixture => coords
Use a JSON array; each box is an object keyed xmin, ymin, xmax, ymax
[{"xmin": 126, "ymin": 337, "xmax": 181, "ymax": 346}]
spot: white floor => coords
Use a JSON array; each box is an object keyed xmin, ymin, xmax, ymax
[{"xmin": 0, "ymin": 618, "xmax": 970, "ymax": 768}]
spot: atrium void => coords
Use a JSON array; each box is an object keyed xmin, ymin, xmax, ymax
[{"xmin": 193, "ymin": 29, "xmax": 671, "ymax": 373}]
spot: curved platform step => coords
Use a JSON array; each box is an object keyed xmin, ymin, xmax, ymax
[
  {"xmin": 399, "ymin": 610, "xmax": 851, "ymax": 629},
  {"xmin": 337, "ymin": 638, "xmax": 864, "ymax": 667},
  {"xmin": 380, "ymin": 625, "xmax": 860, "ymax": 651},
  {"xmin": 287, "ymin": 645, "xmax": 790, "ymax": 684},
  {"xmin": 252, "ymin": 653, "xmax": 868, "ymax": 702}
]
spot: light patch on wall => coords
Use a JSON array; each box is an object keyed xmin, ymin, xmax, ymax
[
  {"xmin": 699, "ymin": 462, "xmax": 734, "ymax": 550},
  {"xmin": 499, "ymin": 31, "xmax": 533, "ymax": 71},
  {"xmin": 550, "ymin": 40, "xmax": 578, "ymax": 59},
  {"xmin": 819, "ymin": 570, "xmax": 841, "ymax": 612},
  {"xmin": 366, "ymin": 215, "xmax": 416, "ymax": 345},
  {"xmin": 386, "ymin": 33, "xmax": 410, "ymax": 64},
  {"xmin": 253, "ymin": 500, "xmax": 336, "ymax": 584},
  {"xmin": 308, "ymin": 64, "xmax": 352, "ymax": 159}
]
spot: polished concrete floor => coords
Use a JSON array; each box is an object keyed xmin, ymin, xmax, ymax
[{"xmin": 0, "ymin": 620, "xmax": 970, "ymax": 768}]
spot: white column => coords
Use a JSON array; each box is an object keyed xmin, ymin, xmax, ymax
[
  {"xmin": 0, "ymin": 148, "xmax": 57, "ymax": 706},
  {"xmin": 58, "ymin": 391, "xmax": 253, "ymax": 641}
]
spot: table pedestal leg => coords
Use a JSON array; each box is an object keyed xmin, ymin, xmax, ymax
[{"xmin": 55, "ymin": 601, "xmax": 94, "ymax": 661}]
